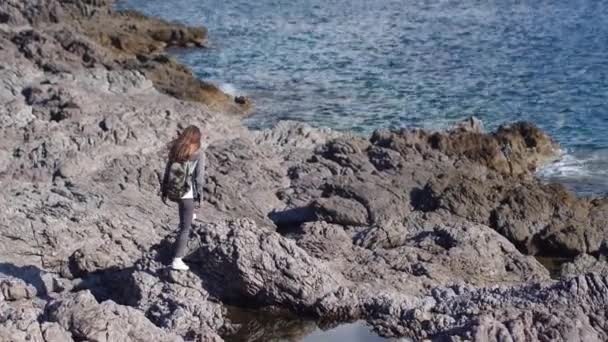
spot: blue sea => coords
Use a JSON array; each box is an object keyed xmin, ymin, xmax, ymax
[{"xmin": 117, "ymin": 0, "xmax": 608, "ymax": 196}]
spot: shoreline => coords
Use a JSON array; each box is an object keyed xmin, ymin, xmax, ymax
[
  {"xmin": 1, "ymin": 1, "xmax": 608, "ymax": 341},
  {"xmin": 118, "ymin": 3, "xmax": 605, "ymax": 198}
]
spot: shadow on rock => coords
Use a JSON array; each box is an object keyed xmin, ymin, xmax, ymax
[
  {"xmin": 0, "ymin": 263, "xmax": 45, "ymax": 293},
  {"xmin": 70, "ymin": 265, "xmax": 138, "ymax": 305},
  {"xmin": 409, "ymin": 185, "xmax": 440, "ymax": 212},
  {"xmin": 268, "ymin": 207, "xmax": 316, "ymax": 231},
  {"xmin": 0, "ymin": 262, "xmax": 68, "ymax": 298}
]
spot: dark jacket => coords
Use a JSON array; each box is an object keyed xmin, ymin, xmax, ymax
[{"xmin": 161, "ymin": 150, "xmax": 205, "ymax": 202}]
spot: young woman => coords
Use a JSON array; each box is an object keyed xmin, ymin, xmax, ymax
[{"xmin": 161, "ymin": 125, "xmax": 205, "ymax": 271}]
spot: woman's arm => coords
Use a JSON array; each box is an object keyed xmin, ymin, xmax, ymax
[
  {"xmin": 161, "ymin": 160, "xmax": 171, "ymax": 202},
  {"xmin": 194, "ymin": 152, "xmax": 205, "ymax": 204}
]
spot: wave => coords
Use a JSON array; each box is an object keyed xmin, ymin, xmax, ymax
[
  {"xmin": 537, "ymin": 148, "xmax": 608, "ymax": 196},
  {"xmin": 219, "ymin": 83, "xmax": 240, "ymax": 97}
]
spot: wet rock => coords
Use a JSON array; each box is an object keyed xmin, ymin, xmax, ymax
[
  {"xmin": 234, "ymin": 95, "xmax": 247, "ymax": 104},
  {"xmin": 90, "ymin": 10, "xmax": 208, "ymax": 54},
  {"xmin": 77, "ymin": 6, "xmax": 249, "ymax": 114},
  {"xmin": 1, "ymin": 0, "xmax": 247, "ymax": 115},
  {"xmin": 448, "ymin": 116, "xmax": 484, "ymax": 134},
  {"xmin": 134, "ymin": 57, "xmax": 250, "ymax": 114}
]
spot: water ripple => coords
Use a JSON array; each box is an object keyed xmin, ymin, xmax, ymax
[{"xmin": 118, "ymin": 0, "xmax": 608, "ymax": 195}]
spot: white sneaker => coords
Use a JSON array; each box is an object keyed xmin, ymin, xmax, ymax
[{"xmin": 171, "ymin": 258, "xmax": 190, "ymax": 271}]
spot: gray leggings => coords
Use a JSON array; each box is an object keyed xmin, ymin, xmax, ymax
[{"xmin": 175, "ymin": 199, "xmax": 194, "ymax": 258}]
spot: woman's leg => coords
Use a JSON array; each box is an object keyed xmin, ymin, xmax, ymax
[{"xmin": 175, "ymin": 199, "xmax": 194, "ymax": 258}]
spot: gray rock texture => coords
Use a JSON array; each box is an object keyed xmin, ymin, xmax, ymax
[
  {"xmin": 561, "ymin": 254, "xmax": 608, "ymax": 279},
  {"xmin": 1, "ymin": 0, "xmax": 608, "ymax": 341},
  {"xmin": 46, "ymin": 291, "xmax": 185, "ymax": 342}
]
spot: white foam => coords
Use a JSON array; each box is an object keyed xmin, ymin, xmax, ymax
[
  {"xmin": 219, "ymin": 83, "xmax": 239, "ymax": 97},
  {"xmin": 537, "ymin": 148, "xmax": 608, "ymax": 195},
  {"xmin": 537, "ymin": 151, "xmax": 593, "ymax": 178}
]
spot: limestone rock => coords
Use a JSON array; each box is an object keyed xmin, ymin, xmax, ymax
[
  {"xmin": 46, "ymin": 291, "xmax": 185, "ymax": 342},
  {"xmin": 2, "ymin": 0, "xmax": 608, "ymax": 341},
  {"xmin": 0, "ymin": 277, "xmax": 36, "ymax": 301},
  {"xmin": 187, "ymin": 219, "xmax": 344, "ymax": 312},
  {"xmin": 561, "ymin": 254, "xmax": 608, "ymax": 279}
]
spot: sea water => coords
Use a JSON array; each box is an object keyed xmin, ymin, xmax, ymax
[{"xmin": 116, "ymin": 0, "xmax": 608, "ymax": 194}]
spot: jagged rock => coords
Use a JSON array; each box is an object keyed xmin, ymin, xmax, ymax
[
  {"xmin": 169, "ymin": 216, "xmax": 550, "ymax": 331},
  {"xmin": 0, "ymin": 277, "xmax": 36, "ymax": 301},
  {"xmin": 96, "ymin": 249, "xmax": 227, "ymax": 342},
  {"xmin": 0, "ymin": 0, "xmax": 66, "ymax": 26},
  {"xmin": 254, "ymin": 120, "xmax": 342, "ymax": 150},
  {"xmin": 75, "ymin": 6, "xmax": 250, "ymax": 114},
  {"xmin": 299, "ymin": 213, "xmax": 549, "ymax": 296},
  {"xmin": 88, "ymin": 10, "xmax": 208, "ymax": 53},
  {"xmin": 40, "ymin": 322, "xmax": 74, "ymax": 342},
  {"xmin": 561, "ymin": 254, "xmax": 608, "ymax": 279},
  {"xmin": 393, "ymin": 274, "xmax": 608, "ymax": 341},
  {"xmin": 0, "ymin": 298, "xmax": 49, "ymax": 342},
  {"xmin": 389, "ymin": 147, "xmax": 608, "ymax": 257},
  {"xmin": 310, "ymin": 196, "xmax": 370, "ymax": 226},
  {"xmin": 203, "ymin": 138, "xmax": 286, "ymax": 224},
  {"xmin": 0, "ymin": 288, "xmax": 74, "ymax": 342},
  {"xmin": 370, "ymin": 120, "xmax": 559, "ymax": 177},
  {"xmin": 449, "ymin": 116, "xmax": 484, "ymax": 134},
  {"xmin": 187, "ymin": 219, "xmax": 345, "ymax": 312},
  {"xmin": 489, "ymin": 185, "xmax": 608, "ymax": 256},
  {"xmin": 126, "ymin": 268, "xmax": 225, "ymax": 341},
  {"xmin": 275, "ymin": 119, "xmax": 568, "ymax": 247},
  {"xmin": 2, "ymin": 0, "xmax": 608, "ymax": 341},
  {"xmin": 291, "ymin": 221, "xmax": 354, "ymax": 260},
  {"xmin": 0, "ymin": 0, "xmax": 249, "ymax": 114},
  {"xmin": 46, "ymin": 290, "xmax": 186, "ymax": 342}
]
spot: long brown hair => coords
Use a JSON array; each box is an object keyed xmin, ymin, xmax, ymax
[{"xmin": 168, "ymin": 125, "xmax": 201, "ymax": 162}]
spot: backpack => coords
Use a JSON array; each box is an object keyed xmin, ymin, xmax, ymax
[{"xmin": 165, "ymin": 160, "xmax": 197, "ymax": 202}]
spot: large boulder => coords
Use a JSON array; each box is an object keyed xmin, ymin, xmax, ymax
[
  {"xmin": 46, "ymin": 291, "xmax": 187, "ymax": 342},
  {"xmin": 186, "ymin": 219, "xmax": 345, "ymax": 312}
]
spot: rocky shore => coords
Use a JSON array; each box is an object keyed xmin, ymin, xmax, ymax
[{"xmin": 2, "ymin": 1, "xmax": 608, "ymax": 341}]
